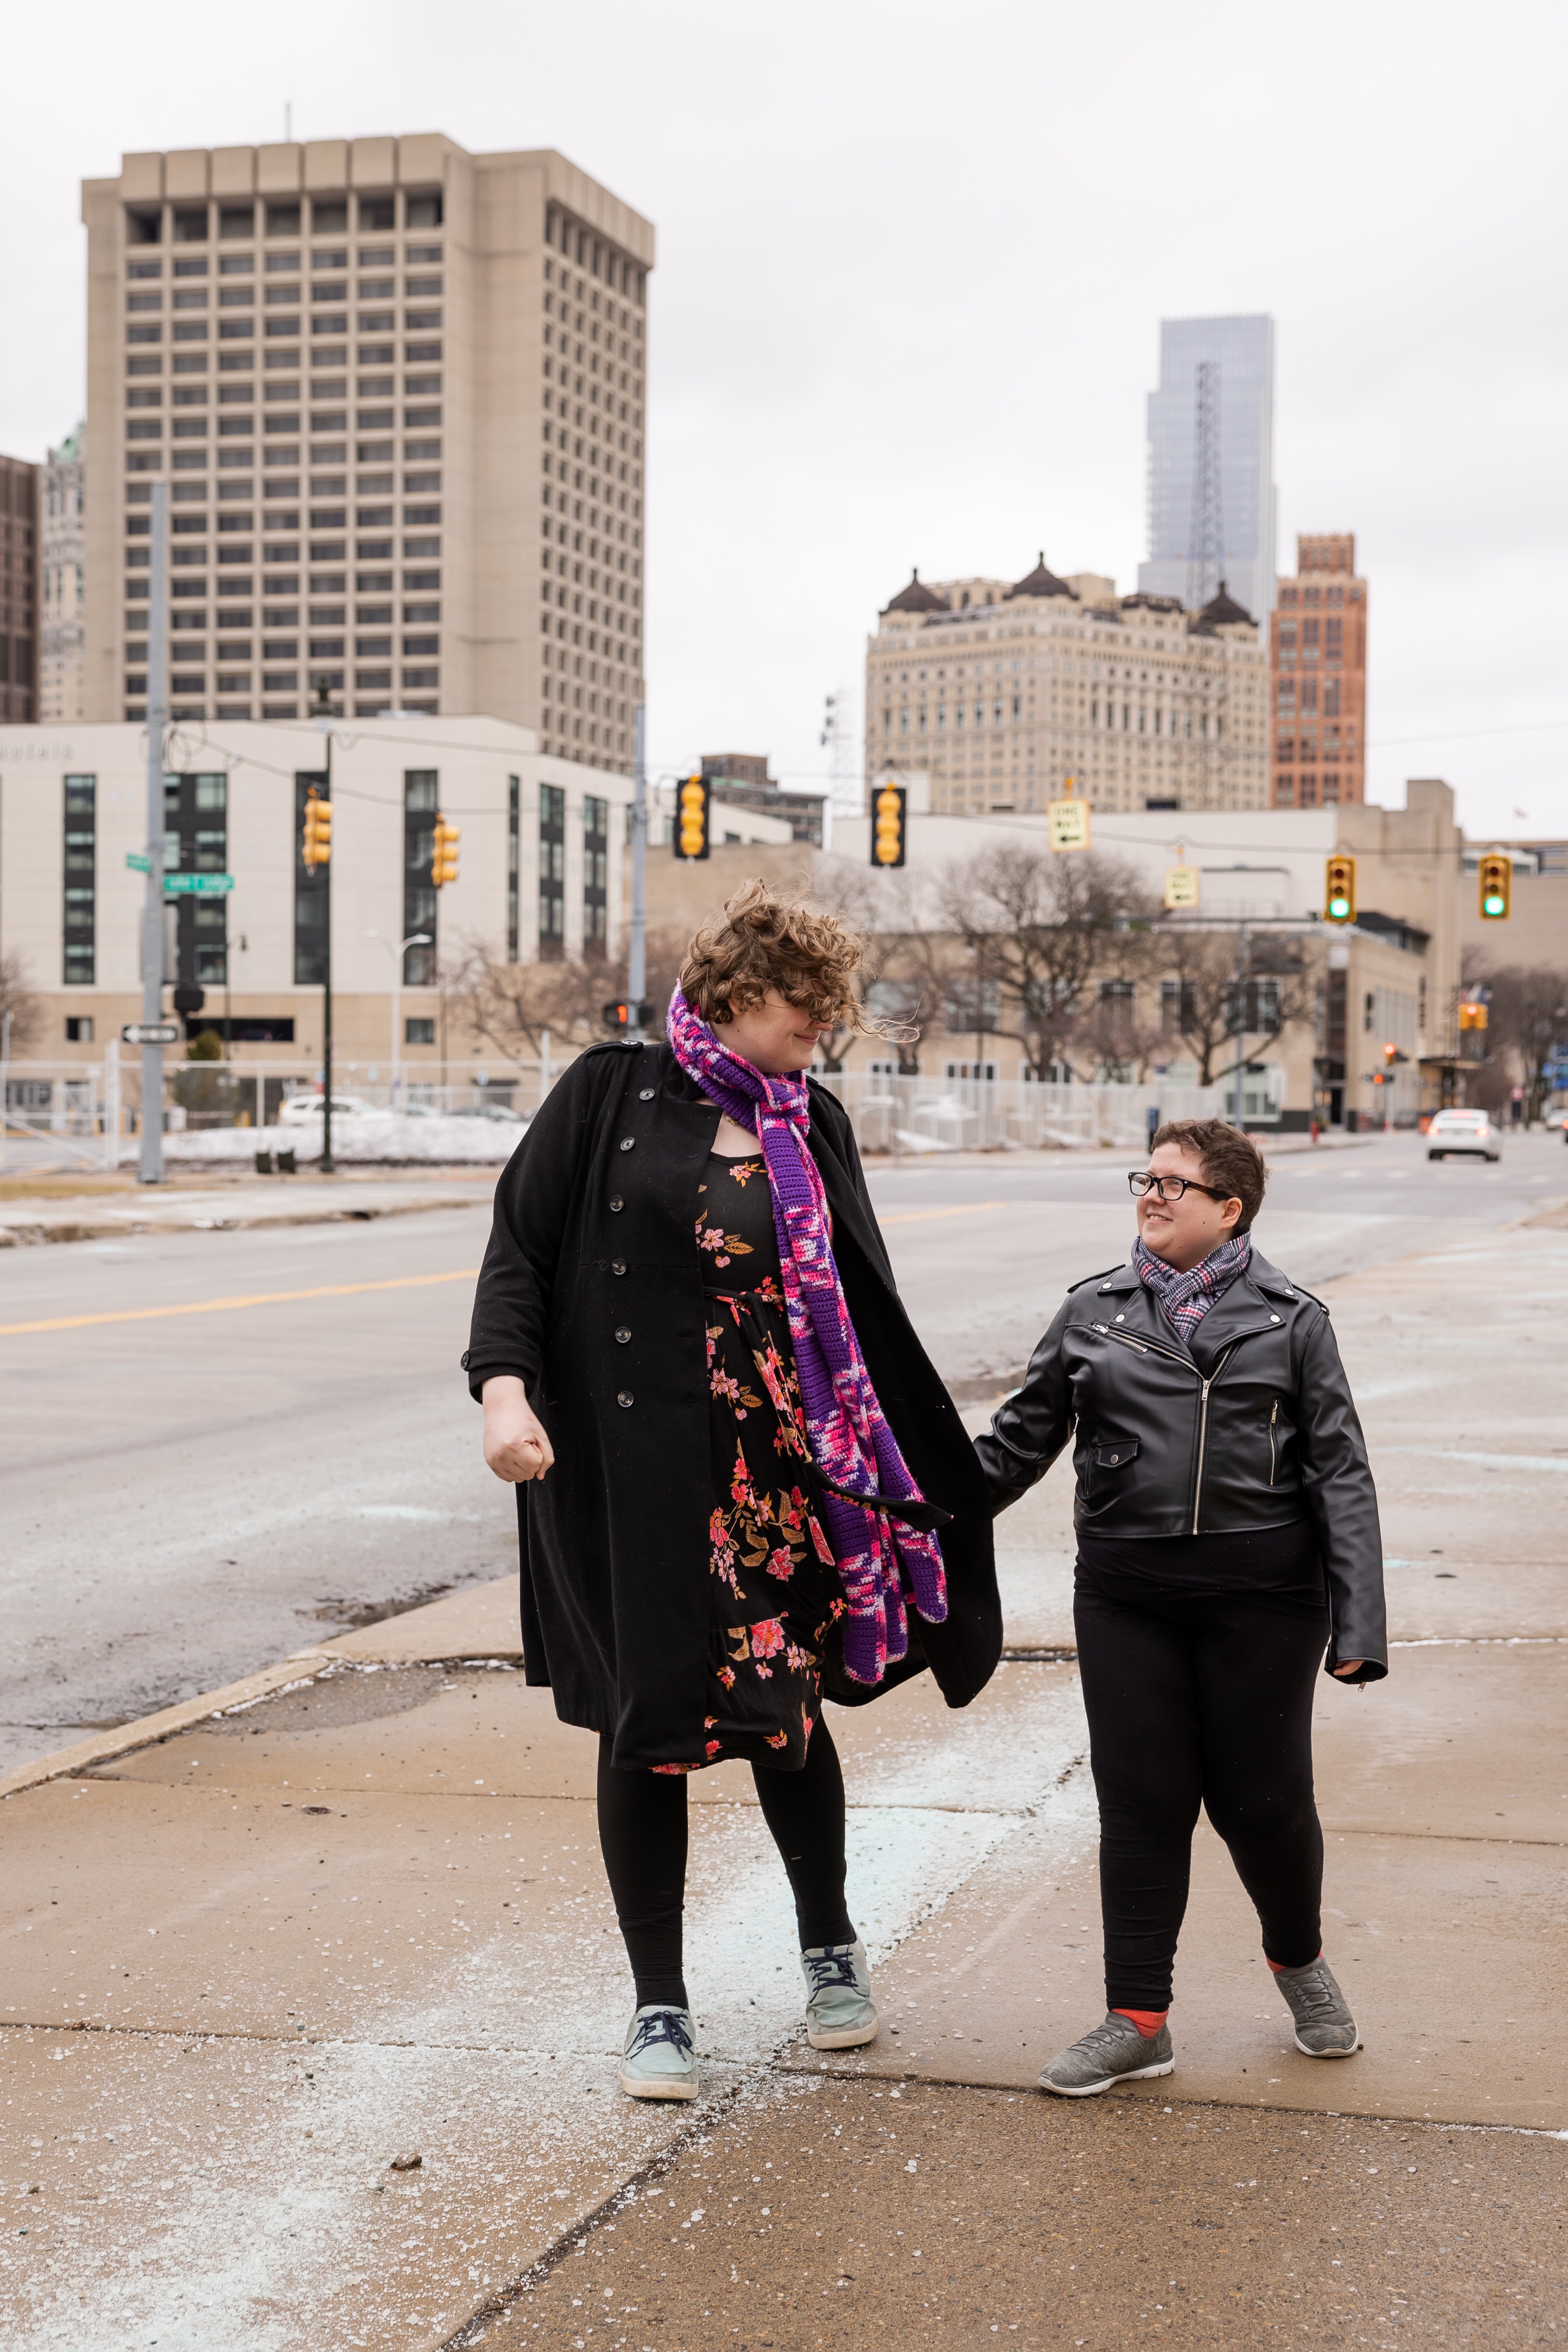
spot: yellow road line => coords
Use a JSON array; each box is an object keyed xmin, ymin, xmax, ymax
[
  {"xmin": 879, "ymin": 1201, "xmax": 1008, "ymax": 1228},
  {"xmin": 0, "ymin": 1268, "xmax": 481, "ymax": 1338}
]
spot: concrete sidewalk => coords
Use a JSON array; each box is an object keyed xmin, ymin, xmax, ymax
[
  {"xmin": 0, "ymin": 1170, "xmax": 494, "ymax": 1246},
  {"xmin": 2, "ymin": 1222, "xmax": 1565, "ymax": 2349}
]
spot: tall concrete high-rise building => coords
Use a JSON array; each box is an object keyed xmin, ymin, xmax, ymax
[
  {"xmin": 0, "ymin": 453, "xmax": 39, "ymax": 723},
  {"xmin": 1270, "ymin": 532, "xmax": 1367, "ymax": 808},
  {"xmin": 81, "ymin": 136, "xmax": 652, "ymax": 771},
  {"xmin": 1137, "ymin": 315, "xmax": 1277, "ymax": 630},
  {"xmin": 40, "ymin": 424, "xmax": 85, "ymax": 723}
]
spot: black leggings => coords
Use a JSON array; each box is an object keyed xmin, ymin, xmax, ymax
[
  {"xmin": 595, "ymin": 1718, "xmax": 854, "ymax": 2010},
  {"xmin": 1074, "ymin": 1582, "xmax": 1329, "ymax": 2011}
]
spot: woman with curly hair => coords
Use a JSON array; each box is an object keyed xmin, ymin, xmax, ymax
[{"xmin": 466, "ymin": 882, "xmax": 1000, "ymax": 2100}]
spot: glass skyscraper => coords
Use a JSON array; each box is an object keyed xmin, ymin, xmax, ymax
[{"xmin": 1137, "ymin": 314, "xmax": 1277, "ymax": 626}]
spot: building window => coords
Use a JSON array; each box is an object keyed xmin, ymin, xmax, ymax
[
  {"xmin": 583, "ymin": 793, "xmax": 608, "ymax": 959},
  {"xmin": 539, "ymin": 782, "xmax": 565, "ymax": 961},
  {"xmin": 63, "ymin": 774, "xmax": 97, "ymax": 985},
  {"xmin": 405, "ymin": 1017, "xmax": 435, "ymax": 1046},
  {"xmin": 294, "ymin": 768, "xmax": 328, "ymax": 983},
  {"xmin": 66, "ymin": 1016, "xmax": 95, "ymax": 1042},
  {"xmin": 507, "ymin": 775, "xmax": 520, "ymax": 962},
  {"xmin": 166, "ymin": 772, "xmax": 228, "ymax": 986},
  {"xmin": 404, "ymin": 770, "xmax": 438, "ymax": 983}
]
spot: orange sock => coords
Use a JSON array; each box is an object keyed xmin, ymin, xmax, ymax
[
  {"xmin": 1266, "ymin": 1952, "xmax": 1322, "ymax": 1975},
  {"xmin": 1113, "ymin": 2006, "xmax": 1168, "ymax": 2039}
]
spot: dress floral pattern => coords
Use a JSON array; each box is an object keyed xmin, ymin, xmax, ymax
[{"xmin": 652, "ymin": 1151, "xmax": 844, "ymax": 1775}]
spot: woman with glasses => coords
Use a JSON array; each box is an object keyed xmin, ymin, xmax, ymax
[{"xmin": 976, "ymin": 1118, "xmax": 1385, "ymax": 2097}]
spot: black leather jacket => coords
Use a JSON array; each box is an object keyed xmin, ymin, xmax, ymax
[{"xmin": 974, "ymin": 1246, "xmax": 1386, "ymax": 1680}]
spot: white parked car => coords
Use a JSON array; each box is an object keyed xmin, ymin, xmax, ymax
[
  {"xmin": 277, "ymin": 1092, "xmax": 376, "ymax": 1124},
  {"xmin": 1426, "ymin": 1108, "xmax": 1502, "ymax": 1162}
]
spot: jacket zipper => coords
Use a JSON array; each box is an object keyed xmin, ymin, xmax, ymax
[
  {"xmin": 1190, "ymin": 1346, "xmax": 1235, "ymax": 1534},
  {"xmin": 1269, "ymin": 1398, "xmax": 1278, "ymax": 1486}
]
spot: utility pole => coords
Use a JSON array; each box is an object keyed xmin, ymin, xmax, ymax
[
  {"xmin": 313, "ymin": 692, "xmax": 335, "ymax": 1173},
  {"xmin": 1229, "ymin": 919, "xmax": 1249, "ymax": 1132},
  {"xmin": 138, "ymin": 481, "xmax": 169, "ymax": 1184},
  {"xmin": 628, "ymin": 701, "xmax": 648, "ymax": 1036}
]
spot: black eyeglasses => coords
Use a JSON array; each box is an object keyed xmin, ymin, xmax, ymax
[{"xmin": 1128, "ymin": 1170, "xmax": 1232, "ymax": 1204}]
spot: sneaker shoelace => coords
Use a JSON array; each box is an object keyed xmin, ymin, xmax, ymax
[
  {"xmin": 1077, "ymin": 2015, "xmax": 1144, "ymax": 2058},
  {"xmin": 1282, "ymin": 1966, "xmax": 1338, "ymax": 2020},
  {"xmin": 627, "ymin": 2011, "xmax": 695, "ymax": 2062},
  {"xmin": 803, "ymin": 1949, "xmax": 860, "ymax": 1996}
]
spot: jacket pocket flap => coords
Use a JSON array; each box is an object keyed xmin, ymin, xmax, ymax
[{"xmin": 1093, "ymin": 1439, "xmax": 1139, "ymax": 1469}]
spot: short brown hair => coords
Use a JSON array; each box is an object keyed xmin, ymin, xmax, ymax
[
  {"xmin": 680, "ymin": 879, "xmax": 870, "ymax": 1030},
  {"xmin": 1151, "ymin": 1118, "xmax": 1268, "ymax": 1232}
]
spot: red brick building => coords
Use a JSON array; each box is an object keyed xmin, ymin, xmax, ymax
[
  {"xmin": 0, "ymin": 455, "xmax": 39, "ymax": 723},
  {"xmin": 1270, "ymin": 532, "xmax": 1366, "ymax": 807}
]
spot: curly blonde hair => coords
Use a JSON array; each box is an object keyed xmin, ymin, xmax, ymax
[{"xmin": 679, "ymin": 879, "xmax": 871, "ymax": 1031}]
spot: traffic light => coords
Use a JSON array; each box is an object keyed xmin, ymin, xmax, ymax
[
  {"xmin": 871, "ymin": 780, "xmax": 907, "ymax": 868},
  {"xmin": 1457, "ymin": 997, "xmax": 1489, "ymax": 1032},
  {"xmin": 674, "ymin": 774, "xmax": 710, "ymax": 860},
  {"xmin": 431, "ymin": 814, "xmax": 460, "ymax": 887},
  {"xmin": 1324, "ymin": 854, "xmax": 1355, "ymax": 924},
  {"xmin": 302, "ymin": 787, "xmax": 332, "ymax": 868},
  {"xmin": 1478, "ymin": 852, "xmax": 1511, "ymax": 920},
  {"xmin": 602, "ymin": 999, "xmax": 655, "ymax": 1032}
]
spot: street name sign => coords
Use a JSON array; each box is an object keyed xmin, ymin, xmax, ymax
[
  {"xmin": 122, "ymin": 1022, "xmax": 182, "ymax": 1046},
  {"xmin": 163, "ymin": 872, "xmax": 234, "ymax": 895},
  {"xmin": 1047, "ymin": 796, "xmax": 1091, "ymax": 852},
  {"xmin": 125, "ymin": 849, "xmax": 153, "ymax": 873},
  {"xmin": 1164, "ymin": 865, "xmax": 1199, "ymax": 908}
]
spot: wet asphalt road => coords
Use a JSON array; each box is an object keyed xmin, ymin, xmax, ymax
[{"xmin": 0, "ymin": 1129, "xmax": 1560, "ymax": 1773}]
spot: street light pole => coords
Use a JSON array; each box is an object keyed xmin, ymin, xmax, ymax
[
  {"xmin": 138, "ymin": 481, "xmax": 169, "ymax": 1185},
  {"xmin": 1230, "ymin": 919, "xmax": 1249, "ymax": 1133},
  {"xmin": 366, "ymin": 931, "xmax": 432, "ymax": 1107},
  {"xmin": 314, "ymin": 695, "xmax": 334, "ymax": 1174},
  {"xmin": 628, "ymin": 701, "xmax": 648, "ymax": 1035}
]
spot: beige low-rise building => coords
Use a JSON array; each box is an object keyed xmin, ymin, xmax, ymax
[
  {"xmin": 81, "ymin": 134, "xmax": 651, "ymax": 773},
  {"xmin": 865, "ymin": 555, "xmax": 1271, "ymax": 818},
  {"xmin": 0, "ymin": 715, "xmax": 631, "ymax": 1077}
]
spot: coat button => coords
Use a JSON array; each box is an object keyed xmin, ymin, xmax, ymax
[
  {"xmin": 1269, "ymin": 1313, "xmax": 1281, "ymax": 1323},
  {"xmin": 638, "ymin": 1087, "xmax": 655, "ymax": 1101},
  {"xmin": 615, "ymin": 1326, "xmax": 631, "ymax": 1344},
  {"xmin": 616, "ymin": 1390, "xmax": 633, "ymax": 1408},
  {"xmin": 611, "ymin": 1259, "xmax": 626, "ymax": 1275},
  {"xmin": 1107, "ymin": 1452, "xmax": 1120, "ymax": 1464},
  {"xmin": 619, "ymin": 1136, "xmax": 636, "ymax": 1151},
  {"xmin": 609, "ymin": 1196, "xmax": 624, "ymax": 1212}
]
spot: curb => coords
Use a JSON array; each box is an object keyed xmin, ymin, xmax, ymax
[
  {"xmin": 0, "ymin": 1190, "xmax": 484, "ymax": 1247},
  {"xmin": 0, "ymin": 1649, "xmax": 341, "ymax": 1801}
]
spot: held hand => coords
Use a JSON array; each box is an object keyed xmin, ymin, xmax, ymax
[
  {"xmin": 481, "ymin": 1376, "xmax": 556, "ymax": 1484},
  {"xmin": 1330, "ymin": 1658, "xmax": 1365, "ymax": 1678}
]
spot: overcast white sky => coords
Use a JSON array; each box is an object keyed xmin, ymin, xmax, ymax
[{"xmin": 4, "ymin": 0, "xmax": 1565, "ymax": 837}]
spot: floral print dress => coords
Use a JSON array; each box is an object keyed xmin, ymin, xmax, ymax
[{"xmin": 652, "ymin": 1149, "xmax": 845, "ymax": 1775}]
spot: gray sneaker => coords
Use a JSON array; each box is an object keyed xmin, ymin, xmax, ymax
[
  {"xmin": 1038, "ymin": 2011, "xmax": 1174, "ymax": 2098},
  {"xmin": 1273, "ymin": 1958, "xmax": 1360, "ymax": 2057},
  {"xmin": 619, "ymin": 2005, "xmax": 700, "ymax": 2100},
  {"xmin": 801, "ymin": 1939, "xmax": 879, "ymax": 2050}
]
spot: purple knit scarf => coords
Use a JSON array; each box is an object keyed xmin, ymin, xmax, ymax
[
  {"xmin": 1134, "ymin": 1230, "xmax": 1252, "ymax": 1341},
  {"xmin": 667, "ymin": 987, "xmax": 948, "ymax": 1685}
]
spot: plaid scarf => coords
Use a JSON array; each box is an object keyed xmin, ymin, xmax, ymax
[
  {"xmin": 1134, "ymin": 1230, "xmax": 1252, "ymax": 1341},
  {"xmin": 666, "ymin": 987, "xmax": 948, "ymax": 1685}
]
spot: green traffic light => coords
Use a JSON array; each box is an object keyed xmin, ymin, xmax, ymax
[
  {"xmin": 1483, "ymin": 891, "xmax": 1505, "ymax": 917},
  {"xmin": 1328, "ymin": 894, "xmax": 1349, "ymax": 920}
]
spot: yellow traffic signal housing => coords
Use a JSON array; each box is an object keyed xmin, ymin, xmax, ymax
[
  {"xmin": 871, "ymin": 781, "xmax": 907, "ymax": 868},
  {"xmin": 1478, "ymin": 851, "xmax": 1511, "ymax": 920},
  {"xmin": 301, "ymin": 788, "xmax": 333, "ymax": 868},
  {"xmin": 1457, "ymin": 997, "xmax": 1489, "ymax": 1032},
  {"xmin": 1324, "ymin": 853, "xmax": 1355, "ymax": 924},
  {"xmin": 674, "ymin": 774, "xmax": 711, "ymax": 861},
  {"xmin": 431, "ymin": 814, "xmax": 461, "ymax": 887}
]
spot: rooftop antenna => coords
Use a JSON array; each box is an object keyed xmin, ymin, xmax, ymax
[
  {"xmin": 1185, "ymin": 359, "xmax": 1224, "ymax": 613},
  {"xmin": 284, "ymin": 100, "xmax": 293, "ymax": 141}
]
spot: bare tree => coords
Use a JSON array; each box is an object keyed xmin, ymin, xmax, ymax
[
  {"xmin": 1480, "ymin": 964, "xmax": 1568, "ymax": 1123},
  {"xmin": 446, "ymin": 938, "xmax": 613, "ymax": 1065},
  {"xmin": 1153, "ymin": 925, "xmax": 1313, "ymax": 1087},
  {"xmin": 0, "ymin": 950, "xmax": 42, "ymax": 1056},
  {"xmin": 936, "ymin": 847, "xmax": 1155, "ymax": 1076}
]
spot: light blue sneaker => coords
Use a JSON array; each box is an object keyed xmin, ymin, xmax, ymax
[
  {"xmin": 619, "ymin": 2005, "xmax": 699, "ymax": 2101},
  {"xmin": 801, "ymin": 1939, "xmax": 879, "ymax": 2050}
]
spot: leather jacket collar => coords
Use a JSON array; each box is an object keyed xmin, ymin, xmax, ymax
[{"xmin": 1088, "ymin": 1246, "xmax": 1306, "ymax": 1373}]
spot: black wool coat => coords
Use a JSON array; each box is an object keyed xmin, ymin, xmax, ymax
[{"xmin": 464, "ymin": 1039, "xmax": 1001, "ymax": 1769}]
